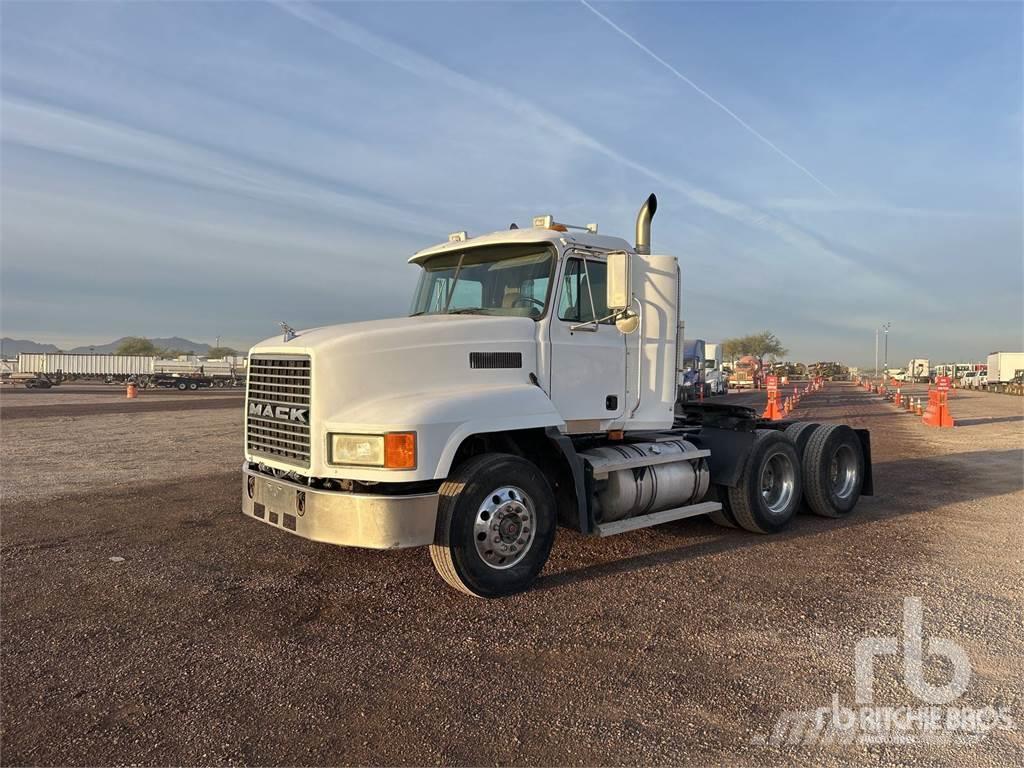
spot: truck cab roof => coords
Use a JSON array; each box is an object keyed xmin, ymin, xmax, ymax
[{"xmin": 409, "ymin": 227, "xmax": 633, "ymax": 264}]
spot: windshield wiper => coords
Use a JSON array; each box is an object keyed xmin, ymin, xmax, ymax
[
  {"xmin": 408, "ymin": 311, "xmax": 427, "ymax": 316},
  {"xmin": 447, "ymin": 307, "xmax": 487, "ymax": 315}
]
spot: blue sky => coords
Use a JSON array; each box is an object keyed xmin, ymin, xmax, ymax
[{"xmin": 1, "ymin": 1, "xmax": 1021, "ymax": 365}]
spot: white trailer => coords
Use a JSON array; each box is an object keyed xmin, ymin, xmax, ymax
[
  {"xmin": 17, "ymin": 353, "xmax": 155, "ymax": 377},
  {"xmin": 153, "ymin": 358, "xmax": 242, "ymax": 379},
  {"xmin": 986, "ymin": 352, "xmax": 1024, "ymax": 384},
  {"xmin": 240, "ymin": 195, "xmax": 874, "ymax": 597},
  {"xmin": 907, "ymin": 358, "xmax": 929, "ymax": 383}
]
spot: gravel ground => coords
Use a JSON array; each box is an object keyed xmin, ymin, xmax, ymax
[
  {"xmin": 1, "ymin": 409, "xmax": 242, "ymax": 504},
  {"xmin": 2, "ymin": 383, "xmax": 1022, "ymax": 766}
]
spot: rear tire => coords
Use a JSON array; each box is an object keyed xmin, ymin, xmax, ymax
[
  {"xmin": 784, "ymin": 421, "xmax": 819, "ymax": 458},
  {"xmin": 177, "ymin": 382, "xmax": 187, "ymax": 391},
  {"xmin": 802, "ymin": 425, "xmax": 864, "ymax": 518},
  {"xmin": 430, "ymin": 453, "xmax": 556, "ymax": 598},
  {"xmin": 728, "ymin": 430, "xmax": 802, "ymax": 534},
  {"xmin": 188, "ymin": 382, "xmax": 199, "ymax": 390}
]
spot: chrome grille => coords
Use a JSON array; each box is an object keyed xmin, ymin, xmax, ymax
[{"xmin": 246, "ymin": 355, "xmax": 311, "ymax": 466}]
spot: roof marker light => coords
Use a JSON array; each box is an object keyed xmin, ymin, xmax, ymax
[
  {"xmin": 533, "ymin": 215, "xmax": 596, "ymax": 234},
  {"xmin": 448, "ymin": 231, "xmax": 468, "ymax": 242}
]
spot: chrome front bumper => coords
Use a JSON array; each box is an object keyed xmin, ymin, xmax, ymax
[{"xmin": 241, "ymin": 464, "xmax": 439, "ymax": 549}]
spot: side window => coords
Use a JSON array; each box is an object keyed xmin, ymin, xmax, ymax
[{"xmin": 558, "ymin": 258, "xmax": 611, "ymax": 323}]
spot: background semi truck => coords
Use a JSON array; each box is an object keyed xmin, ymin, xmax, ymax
[
  {"xmin": 242, "ymin": 195, "xmax": 873, "ymax": 597},
  {"xmin": 678, "ymin": 338, "xmax": 706, "ymax": 402},
  {"xmin": 703, "ymin": 342, "xmax": 727, "ymax": 395},
  {"xmin": 731, "ymin": 355, "xmax": 761, "ymax": 389}
]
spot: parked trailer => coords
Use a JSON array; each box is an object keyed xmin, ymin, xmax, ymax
[
  {"xmin": 907, "ymin": 358, "xmax": 929, "ymax": 383},
  {"xmin": 17, "ymin": 353, "xmax": 155, "ymax": 377},
  {"xmin": 150, "ymin": 373, "xmax": 215, "ymax": 391},
  {"xmin": 986, "ymin": 352, "xmax": 1024, "ymax": 385},
  {"xmin": 153, "ymin": 357, "xmax": 245, "ymax": 385},
  {"xmin": 241, "ymin": 194, "xmax": 873, "ymax": 598}
]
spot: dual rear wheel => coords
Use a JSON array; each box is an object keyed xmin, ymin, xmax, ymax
[{"xmin": 710, "ymin": 424, "xmax": 864, "ymax": 534}]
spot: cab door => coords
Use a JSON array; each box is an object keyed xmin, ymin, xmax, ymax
[{"xmin": 546, "ymin": 255, "xmax": 626, "ymax": 431}]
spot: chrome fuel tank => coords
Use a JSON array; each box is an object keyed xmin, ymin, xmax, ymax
[{"xmin": 581, "ymin": 440, "xmax": 711, "ymax": 522}]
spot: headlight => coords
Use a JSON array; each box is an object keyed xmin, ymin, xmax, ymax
[
  {"xmin": 329, "ymin": 434, "xmax": 384, "ymax": 466},
  {"xmin": 328, "ymin": 432, "xmax": 416, "ymax": 469}
]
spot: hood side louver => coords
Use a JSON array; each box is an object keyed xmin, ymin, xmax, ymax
[{"xmin": 469, "ymin": 352, "xmax": 522, "ymax": 370}]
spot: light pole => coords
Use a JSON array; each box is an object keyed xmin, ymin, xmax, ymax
[
  {"xmin": 882, "ymin": 322, "xmax": 891, "ymax": 376},
  {"xmin": 874, "ymin": 328, "xmax": 879, "ymax": 379}
]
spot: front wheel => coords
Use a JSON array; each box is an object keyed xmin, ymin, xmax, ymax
[{"xmin": 430, "ymin": 453, "xmax": 556, "ymax": 598}]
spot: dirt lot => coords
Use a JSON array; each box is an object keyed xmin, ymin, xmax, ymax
[
  {"xmin": 1, "ymin": 384, "xmax": 243, "ymax": 421},
  {"xmin": 2, "ymin": 383, "xmax": 1022, "ymax": 766}
]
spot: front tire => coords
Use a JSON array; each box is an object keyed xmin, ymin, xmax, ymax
[{"xmin": 430, "ymin": 453, "xmax": 556, "ymax": 598}]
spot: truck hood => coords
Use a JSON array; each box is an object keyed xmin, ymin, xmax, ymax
[{"xmin": 249, "ymin": 314, "xmax": 541, "ymax": 423}]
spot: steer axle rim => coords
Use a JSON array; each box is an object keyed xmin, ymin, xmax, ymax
[{"xmin": 474, "ymin": 485, "xmax": 536, "ymax": 570}]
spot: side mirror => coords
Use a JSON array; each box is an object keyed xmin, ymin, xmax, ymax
[{"xmin": 606, "ymin": 251, "xmax": 631, "ymax": 312}]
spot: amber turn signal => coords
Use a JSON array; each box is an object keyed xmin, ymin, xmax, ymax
[{"xmin": 384, "ymin": 432, "xmax": 417, "ymax": 469}]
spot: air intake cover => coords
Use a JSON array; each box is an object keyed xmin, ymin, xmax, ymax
[{"xmin": 469, "ymin": 352, "xmax": 522, "ymax": 369}]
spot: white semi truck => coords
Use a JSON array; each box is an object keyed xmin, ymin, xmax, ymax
[
  {"xmin": 242, "ymin": 195, "xmax": 873, "ymax": 597},
  {"xmin": 704, "ymin": 342, "xmax": 727, "ymax": 395}
]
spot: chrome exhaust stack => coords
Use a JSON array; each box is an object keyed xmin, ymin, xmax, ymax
[{"xmin": 634, "ymin": 193, "xmax": 658, "ymax": 255}]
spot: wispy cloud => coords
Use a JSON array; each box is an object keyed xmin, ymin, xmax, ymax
[
  {"xmin": 0, "ymin": 96, "xmax": 445, "ymax": 239},
  {"xmin": 765, "ymin": 197, "xmax": 1003, "ymax": 220},
  {"xmin": 273, "ymin": 2, "xmax": 874, "ymax": 280},
  {"xmin": 578, "ymin": 0, "xmax": 838, "ymax": 197}
]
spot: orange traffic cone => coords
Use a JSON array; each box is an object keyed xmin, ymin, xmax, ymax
[
  {"xmin": 762, "ymin": 390, "xmax": 784, "ymax": 421},
  {"xmin": 126, "ymin": 382, "xmax": 138, "ymax": 399},
  {"xmin": 922, "ymin": 389, "xmax": 955, "ymax": 428}
]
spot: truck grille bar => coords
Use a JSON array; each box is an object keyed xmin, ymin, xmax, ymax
[{"xmin": 246, "ymin": 355, "xmax": 311, "ymax": 466}]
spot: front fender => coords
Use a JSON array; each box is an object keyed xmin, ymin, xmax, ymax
[{"xmin": 322, "ymin": 384, "xmax": 564, "ymax": 481}]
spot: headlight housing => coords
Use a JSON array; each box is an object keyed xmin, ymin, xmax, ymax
[{"xmin": 328, "ymin": 432, "xmax": 416, "ymax": 469}]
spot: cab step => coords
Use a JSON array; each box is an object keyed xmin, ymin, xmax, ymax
[{"xmin": 594, "ymin": 501, "xmax": 723, "ymax": 537}]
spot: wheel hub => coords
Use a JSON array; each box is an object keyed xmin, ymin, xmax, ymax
[
  {"xmin": 760, "ymin": 451, "xmax": 796, "ymax": 514},
  {"xmin": 830, "ymin": 445, "xmax": 858, "ymax": 500},
  {"xmin": 474, "ymin": 486, "xmax": 535, "ymax": 570}
]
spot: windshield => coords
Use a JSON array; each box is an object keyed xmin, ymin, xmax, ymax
[{"xmin": 410, "ymin": 244, "xmax": 555, "ymax": 319}]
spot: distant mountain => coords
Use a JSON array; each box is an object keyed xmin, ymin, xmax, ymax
[
  {"xmin": 2, "ymin": 336, "xmax": 213, "ymax": 356},
  {"xmin": 1, "ymin": 337, "xmax": 61, "ymax": 355},
  {"xmin": 69, "ymin": 337, "xmax": 211, "ymax": 354}
]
